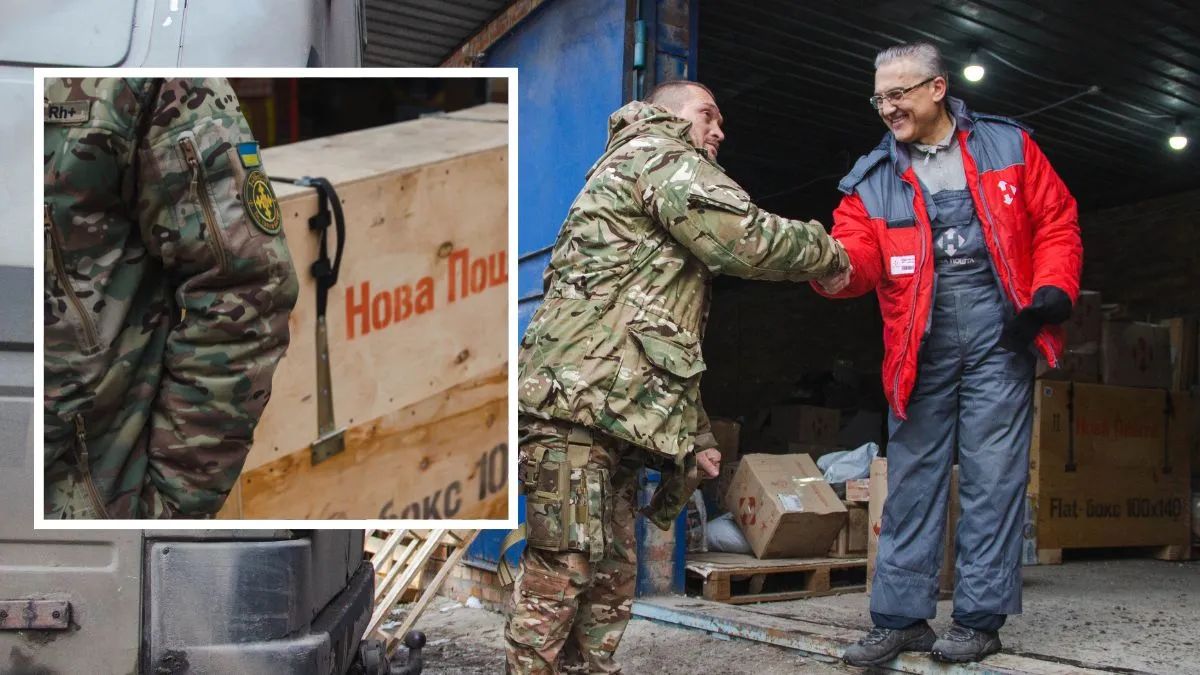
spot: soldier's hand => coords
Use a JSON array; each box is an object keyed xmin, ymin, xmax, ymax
[
  {"xmin": 696, "ymin": 448, "xmax": 721, "ymax": 478},
  {"xmin": 818, "ymin": 264, "xmax": 853, "ymax": 294}
]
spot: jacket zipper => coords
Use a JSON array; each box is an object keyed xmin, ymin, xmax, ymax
[
  {"xmin": 975, "ymin": 174, "xmax": 1057, "ymax": 367},
  {"xmin": 178, "ymin": 136, "xmax": 230, "ymax": 274},
  {"xmin": 892, "ymin": 179, "xmax": 928, "ymax": 419},
  {"xmin": 45, "ymin": 204, "xmax": 101, "ymax": 353},
  {"xmin": 73, "ymin": 415, "xmax": 110, "ymax": 519}
]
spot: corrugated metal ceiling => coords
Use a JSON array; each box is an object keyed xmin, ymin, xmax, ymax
[
  {"xmin": 699, "ymin": 0, "xmax": 1200, "ymax": 214},
  {"xmin": 364, "ymin": 0, "xmax": 508, "ymax": 66}
]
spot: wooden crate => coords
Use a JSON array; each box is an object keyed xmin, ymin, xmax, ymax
[
  {"xmin": 827, "ymin": 501, "xmax": 868, "ymax": 558},
  {"xmin": 685, "ymin": 552, "xmax": 867, "ymax": 604},
  {"xmin": 867, "ymin": 460, "xmax": 956, "ymax": 598},
  {"xmin": 1024, "ymin": 382, "xmax": 1193, "ymax": 563},
  {"xmin": 217, "ymin": 105, "xmax": 509, "ymax": 519}
]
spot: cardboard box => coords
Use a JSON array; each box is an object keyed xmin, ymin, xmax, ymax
[
  {"xmin": 845, "ymin": 478, "xmax": 870, "ymax": 502},
  {"xmin": 829, "ymin": 501, "xmax": 869, "ymax": 557},
  {"xmin": 1160, "ymin": 317, "xmax": 1198, "ymax": 391},
  {"xmin": 724, "ymin": 454, "xmax": 846, "ymax": 558},
  {"xmin": 1065, "ymin": 290, "xmax": 1103, "ymax": 346},
  {"xmin": 1024, "ymin": 381, "xmax": 1192, "ymax": 558},
  {"xmin": 1037, "ymin": 342, "xmax": 1099, "ymax": 383},
  {"xmin": 1101, "ymin": 320, "xmax": 1172, "ymax": 389},
  {"xmin": 711, "ymin": 418, "xmax": 741, "ymax": 464},
  {"xmin": 867, "ymin": 459, "xmax": 956, "ymax": 596}
]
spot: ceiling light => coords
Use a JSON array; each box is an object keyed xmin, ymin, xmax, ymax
[
  {"xmin": 1168, "ymin": 120, "xmax": 1188, "ymax": 151},
  {"xmin": 963, "ymin": 50, "xmax": 985, "ymax": 82}
]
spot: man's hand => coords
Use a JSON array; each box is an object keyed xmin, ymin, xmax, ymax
[
  {"xmin": 818, "ymin": 264, "xmax": 853, "ymax": 294},
  {"xmin": 696, "ymin": 448, "xmax": 721, "ymax": 478}
]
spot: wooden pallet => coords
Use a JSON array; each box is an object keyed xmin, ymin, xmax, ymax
[
  {"xmin": 365, "ymin": 529, "xmax": 480, "ymax": 657},
  {"xmin": 685, "ymin": 552, "xmax": 867, "ymax": 604},
  {"xmin": 1031, "ymin": 542, "xmax": 1192, "ymax": 565}
]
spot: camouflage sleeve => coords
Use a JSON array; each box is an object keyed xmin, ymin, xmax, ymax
[
  {"xmin": 133, "ymin": 78, "xmax": 299, "ymax": 517},
  {"xmin": 640, "ymin": 147, "xmax": 848, "ymax": 281},
  {"xmin": 693, "ymin": 394, "xmax": 717, "ymax": 452}
]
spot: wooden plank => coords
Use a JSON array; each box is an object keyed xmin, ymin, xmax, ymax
[
  {"xmin": 369, "ymin": 529, "xmax": 408, "ymax": 577},
  {"xmin": 686, "ymin": 553, "xmax": 865, "ymax": 605},
  {"xmin": 222, "ymin": 367, "xmax": 508, "ymax": 519},
  {"xmin": 385, "ymin": 530, "xmax": 480, "ymax": 654},
  {"xmin": 250, "ymin": 112, "xmax": 508, "ymax": 472},
  {"xmin": 216, "ymin": 105, "xmax": 509, "ymax": 520},
  {"xmin": 368, "ymin": 529, "xmax": 447, "ymax": 639},
  {"xmin": 685, "ymin": 552, "xmax": 866, "ymax": 575},
  {"xmin": 374, "ymin": 537, "xmax": 421, "ymax": 603},
  {"xmin": 714, "ymin": 584, "xmax": 865, "ymax": 606},
  {"xmin": 1028, "ymin": 385, "xmax": 1189, "ymax": 549}
]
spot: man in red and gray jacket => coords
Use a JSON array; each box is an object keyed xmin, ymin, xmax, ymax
[{"xmin": 817, "ymin": 42, "xmax": 1082, "ymax": 666}]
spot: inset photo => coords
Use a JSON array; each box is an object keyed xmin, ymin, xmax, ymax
[{"xmin": 39, "ymin": 73, "xmax": 513, "ymax": 523}]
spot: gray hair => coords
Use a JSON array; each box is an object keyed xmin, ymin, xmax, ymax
[{"xmin": 874, "ymin": 42, "xmax": 947, "ymax": 79}]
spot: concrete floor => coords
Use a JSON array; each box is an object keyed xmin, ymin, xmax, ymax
[
  {"xmin": 402, "ymin": 558, "xmax": 1198, "ymax": 674},
  {"xmin": 723, "ymin": 558, "xmax": 1200, "ymax": 674},
  {"xmin": 408, "ymin": 596, "xmax": 855, "ymax": 674}
]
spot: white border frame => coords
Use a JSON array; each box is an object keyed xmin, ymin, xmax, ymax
[{"xmin": 34, "ymin": 67, "xmax": 519, "ymax": 530}]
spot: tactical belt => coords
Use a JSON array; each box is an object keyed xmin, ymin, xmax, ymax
[
  {"xmin": 497, "ymin": 425, "xmax": 593, "ymax": 587},
  {"xmin": 268, "ymin": 175, "xmax": 347, "ymax": 464}
]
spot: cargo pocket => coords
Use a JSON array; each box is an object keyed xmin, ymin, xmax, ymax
[
  {"xmin": 629, "ymin": 328, "xmax": 707, "ymax": 379},
  {"xmin": 524, "ymin": 453, "xmax": 570, "ymax": 551},
  {"xmin": 506, "ymin": 566, "xmax": 573, "ymax": 650},
  {"xmin": 566, "ymin": 466, "xmax": 610, "ymax": 560}
]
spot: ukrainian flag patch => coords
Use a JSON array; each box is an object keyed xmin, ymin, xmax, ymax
[{"xmin": 237, "ymin": 142, "xmax": 262, "ymax": 169}]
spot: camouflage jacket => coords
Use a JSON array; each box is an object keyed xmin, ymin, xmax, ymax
[
  {"xmin": 44, "ymin": 78, "xmax": 298, "ymax": 519},
  {"xmin": 517, "ymin": 101, "xmax": 848, "ymax": 463}
]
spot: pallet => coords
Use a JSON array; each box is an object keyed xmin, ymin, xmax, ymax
[
  {"xmin": 685, "ymin": 552, "xmax": 867, "ymax": 604},
  {"xmin": 364, "ymin": 529, "xmax": 480, "ymax": 657},
  {"xmin": 1031, "ymin": 542, "xmax": 1193, "ymax": 565}
]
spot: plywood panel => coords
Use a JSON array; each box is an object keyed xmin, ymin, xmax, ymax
[
  {"xmin": 248, "ymin": 105, "xmax": 508, "ymax": 472},
  {"xmin": 224, "ymin": 367, "xmax": 508, "ymax": 520}
]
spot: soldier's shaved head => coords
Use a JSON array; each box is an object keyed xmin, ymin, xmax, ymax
[
  {"xmin": 644, "ymin": 80, "xmax": 725, "ymax": 159},
  {"xmin": 643, "ymin": 80, "xmax": 714, "ymax": 113}
]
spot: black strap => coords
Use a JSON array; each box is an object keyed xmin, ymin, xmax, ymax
[{"xmin": 268, "ymin": 176, "xmax": 346, "ymax": 317}]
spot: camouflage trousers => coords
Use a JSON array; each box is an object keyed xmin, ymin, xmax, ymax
[{"xmin": 505, "ymin": 418, "xmax": 640, "ymax": 674}]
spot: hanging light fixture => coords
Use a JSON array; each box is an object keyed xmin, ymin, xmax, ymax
[
  {"xmin": 1168, "ymin": 119, "xmax": 1188, "ymax": 150},
  {"xmin": 963, "ymin": 50, "xmax": 985, "ymax": 82}
]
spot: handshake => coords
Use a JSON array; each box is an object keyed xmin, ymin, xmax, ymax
[{"xmin": 817, "ymin": 262, "xmax": 854, "ymax": 294}]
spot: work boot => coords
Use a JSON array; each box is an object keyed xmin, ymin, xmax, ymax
[
  {"xmin": 931, "ymin": 622, "xmax": 1002, "ymax": 662},
  {"xmin": 841, "ymin": 622, "xmax": 936, "ymax": 668}
]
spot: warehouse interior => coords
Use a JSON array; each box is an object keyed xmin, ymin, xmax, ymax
[
  {"xmin": 666, "ymin": 1, "xmax": 1200, "ymax": 672},
  {"xmin": 346, "ymin": 2, "xmax": 1199, "ymax": 672}
]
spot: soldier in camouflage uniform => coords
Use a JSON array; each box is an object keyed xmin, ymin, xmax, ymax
[
  {"xmin": 43, "ymin": 78, "xmax": 298, "ymax": 519},
  {"xmin": 505, "ymin": 80, "xmax": 850, "ymax": 673}
]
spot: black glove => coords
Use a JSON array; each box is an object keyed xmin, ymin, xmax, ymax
[
  {"xmin": 1030, "ymin": 286, "xmax": 1072, "ymax": 325},
  {"xmin": 999, "ymin": 286, "xmax": 1071, "ymax": 352}
]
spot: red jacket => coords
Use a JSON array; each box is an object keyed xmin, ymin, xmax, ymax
[{"xmin": 815, "ymin": 99, "xmax": 1082, "ymax": 419}]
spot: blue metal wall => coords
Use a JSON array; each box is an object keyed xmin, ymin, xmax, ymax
[
  {"xmin": 466, "ymin": 0, "xmax": 699, "ymax": 591},
  {"xmin": 467, "ymin": 0, "xmax": 632, "ymax": 568}
]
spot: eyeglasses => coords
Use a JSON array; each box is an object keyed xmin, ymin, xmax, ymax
[{"xmin": 869, "ymin": 76, "xmax": 937, "ymax": 110}]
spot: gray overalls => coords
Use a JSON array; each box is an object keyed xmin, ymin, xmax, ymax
[{"xmin": 870, "ymin": 137, "xmax": 1036, "ymax": 632}]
